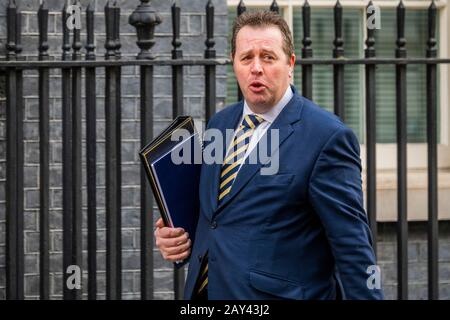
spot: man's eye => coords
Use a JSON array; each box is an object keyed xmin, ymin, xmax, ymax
[{"xmin": 264, "ymin": 55, "xmax": 274, "ymax": 60}]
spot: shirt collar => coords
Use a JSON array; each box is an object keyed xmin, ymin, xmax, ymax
[{"xmin": 242, "ymin": 85, "xmax": 293, "ymax": 124}]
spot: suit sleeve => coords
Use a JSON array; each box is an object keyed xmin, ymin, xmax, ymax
[
  {"xmin": 308, "ymin": 126, "xmax": 384, "ymax": 300},
  {"xmin": 174, "ymin": 115, "xmax": 218, "ymax": 270}
]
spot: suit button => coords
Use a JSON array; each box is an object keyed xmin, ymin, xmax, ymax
[
  {"xmin": 210, "ymin": 221, "xmax": 217, "ymax": 229},
  {"xmin": 197, "ymin": 255, "xmax": 202, "ymax": 262}
]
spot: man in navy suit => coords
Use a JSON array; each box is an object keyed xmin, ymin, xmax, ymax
[{"xmin": 155, "ymin": 10, "xmax": 383, "ymax": 300}]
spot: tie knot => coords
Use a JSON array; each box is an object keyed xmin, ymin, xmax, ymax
[{"xmin": 241, "ymin": 114, "xmax": 264, "ymax": 130}]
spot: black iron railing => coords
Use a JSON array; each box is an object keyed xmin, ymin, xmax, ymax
[{"xmin": 0, "ymin": 0, "xmax": 446, "ymax": 300}]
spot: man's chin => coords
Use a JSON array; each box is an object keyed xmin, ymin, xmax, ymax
[{"xmin": 246, "ymin": 99, "xmax": 273, "ymax": 112}]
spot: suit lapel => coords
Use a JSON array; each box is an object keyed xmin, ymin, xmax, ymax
[{"xmin": 214, "ymin": 90, "xmax": 304, "ymax": 215}]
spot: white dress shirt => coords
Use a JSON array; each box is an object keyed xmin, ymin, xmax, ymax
[{"xmin": 226, "ymin": 86, "xmax": 293, "ymax": 173}]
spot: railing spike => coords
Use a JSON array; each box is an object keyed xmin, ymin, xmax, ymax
[{"xmin": 270, "ymin": 0, "xmax": 279, "ymax": 14}]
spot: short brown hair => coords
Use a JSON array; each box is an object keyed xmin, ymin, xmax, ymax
[{"xmin": 231, "ymin": 10, "xmax": 294, "ymax": 63}]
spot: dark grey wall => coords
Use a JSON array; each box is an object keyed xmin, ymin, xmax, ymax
[{"xmin": 377, "ymin": 222, "xmax": 450, "ymax": 299}]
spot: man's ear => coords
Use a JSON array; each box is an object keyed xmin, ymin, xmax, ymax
[
  {"xmin": 288, "ymin": 54, "xmax": 296, "ymax": 78},
  {"xmin": 290, "ymin": 53, "xmax": 296, "ymax": 69}
]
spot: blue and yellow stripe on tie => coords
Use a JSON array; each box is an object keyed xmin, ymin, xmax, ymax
[{"xmin": 218, "ymin": 114, "xmax": 264, "ymax": 203}]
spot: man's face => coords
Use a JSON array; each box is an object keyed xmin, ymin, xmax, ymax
[{"xmin": 233, "ymin": 25, "xmax": 295, "ymax": 112}]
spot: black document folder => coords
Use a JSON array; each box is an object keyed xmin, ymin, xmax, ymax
[{"xmin": 139, "ymin": 116, "xmax": 202, "ymax": 265}]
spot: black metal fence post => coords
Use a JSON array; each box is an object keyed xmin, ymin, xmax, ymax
[
  {"xmin": 129, "ymin": 0, "xmax": 161, "ymax": 300},
  {"xmin": 38, "ymin": 0, "xmax": 50, "ymax": 300},
  {"xmin": 71, "ymin": 0, "xmax": 83, "ymax": 301},
  {"xmin": 171, "ymin": 1, "xmax": 185, "ymax": 301},
  {"xmin": 104, "ymin": 0, "xmax": 122, "ymax": 300},
  {"xmin": 5, "ymin": 0, "xmax": 24, "ymax": 300},
  {"xmin": 62, "ymin": 0, "xmax": 74, "ymax": 300},
  {"xmin": 426, "ymin": 0, "xmax": 439, "ymax": 301},
  {"xmin": 365, "ymin": 1, "xmax": 377, "ymax": 256},
  {"xmin": 395, "ymin": 0, "xmax": 408, "ymax": 301},
  {"xmin": 85, "ymin": 1, "xmax": 97, "ymax": 300}
]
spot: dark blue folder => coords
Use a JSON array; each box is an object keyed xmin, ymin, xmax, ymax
[
  {"xmin": 151, "ymin": 134, "xmax": 201, "ymax": 242},
  {"xmin": 139, "ymin": 116, "xmax": 202, "ymax": 266}
]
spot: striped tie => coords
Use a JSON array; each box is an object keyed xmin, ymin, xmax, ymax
[
  {"xmin": 218, "ymin": 114, "xmax": 265, "ymax": 204},
  {"xmin": 196, "ymin": 114, "xmax": 264, "ymax": 298}
]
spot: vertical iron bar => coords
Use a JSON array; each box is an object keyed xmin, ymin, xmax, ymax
[
  {"xmin": 426, "ymin": 0, "xmax": 439, "ymax": 300},
  {"xmin": 236, "ymin": 0, "xmax": 246, "ymax": 102},
  {"xmin": 171, "ymin": 1, "xmax": 185, "ymax": 300},
  {"xmin": 396, "ymin": 0, "xmax": 408, "ymax": 301},
  {"xmin": 302, "ymin": 0, "xmax": 313, "ymax": 99},
  {"xmin": 139, "ymin": 66, "xmax": 154, "ymax": 300},
  {"xmin": 62, "ymin": 1, "xmax": 74, "ymax": 300},
  {"xmin": 71, "ymin": 0, "xmax": 83, "ymax": 301},
  {"xmin": 333, "ymin": 0, "xmax": 345, "ymax": 120},
  {"xmin": 365, "ymin": 1, "xmax": 377, "ymax": 256},
  {"xmin": 129, "ymin": 0, "xmax": 161, "ymax": 300},
  {"xmin": 15, "ymin": 7, "xmax": 24, "ymax": 300},
  {"xmin": 115, "ymin": 0, "xmax": 123, "ymax": 299},
  {"xmin": 85, "ymin": 1, "xmax": 97, "ymax": 300},
  {"xmin": 5, "ymin": 0, "xmax": 23, "ymax": 300},
  {"xmin": 15, "ymin": 6, "xmax": 24, "ymax": 300},
  {"xmin": 205, "ymin": 0, "xmax": 216, "ymax": 124},
  {"xmin": 38, "ymin": 0, "xmax": 50, "ymax": 300},
  {"xmin": 104, "ymin": 0, "xmax": 121, "ymax": 299}
]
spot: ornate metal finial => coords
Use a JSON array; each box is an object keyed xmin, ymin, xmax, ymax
[
  {"xmin": 105, "ymin": 0, "xmax": 115, "ymax": 59},
  {"xmin": 333, "ymin": 0, "xmax": 344, "ymax": 58},
  {"xmin": 427, "ymin": 0, "xmax": 437, "ymax": 58},
  {"xmin": 6, "ymin": 0, "xmax": 17, "ymax": 59},
  {"xmin": 38, "ymin": 0, "xmax": 49, "ymax": 60},
  {"xmin": 85, "ymin": 2, "xmax": 96, "ymax": 60},
  {"xmin": 365, "ymin": 1, "xmax": 376, "ymax": 58},
  {"xmin": 396, "ymin": 0, "xmax": 406, "ymax": 58},
  {"xmin": 62, "ymin": 1, "xmax": 71, "ymax": 60},
  {"xmin": 129, "ymin": 0, "xmax": 162, "ymax": 60},
  {"xmin": 270, "ymin": 0, "xmax": 279, "ymax": 14},
  {"xmin": 15, "ymin": 2, "xmax": 22, "ymax": 57},
  {"xmin": 302, "ymin": 0, "xmax": 312, "ymax": 56},
  {"xmin": 237, "ymin": 0, "xmax": 246, "ymax": 16},
  {"xmin": 72, "ymin": 0, "xmax": 82, "ymax": 59},
  {"xmin": 172, "ymin": 1, "xmax": 182, "ymax": 59},
  {"xmin": 205, "ymin": 0, "xmax": 215, "ymax": 59},
  {"xmin": 113, "ymin": 1, "xmax": 121, "ymax": 58}
]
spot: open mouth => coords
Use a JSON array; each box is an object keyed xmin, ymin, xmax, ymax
[{"xmin": 249, "ymin": 81, "xmax": 266, "ymax": 93}]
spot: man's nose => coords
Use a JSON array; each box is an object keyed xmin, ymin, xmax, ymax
[{"xmin": 250, "ymin": 58, "xmax": 263, "ymax": 74}]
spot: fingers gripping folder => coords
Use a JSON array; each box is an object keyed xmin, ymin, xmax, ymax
[{"xmin": 139, "ymin": 116, "xmax": 202, "ymax": 266}]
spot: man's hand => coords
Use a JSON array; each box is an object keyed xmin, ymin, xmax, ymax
[{"xmin": 154, "ymin": 218, "xmax": 192, "ymax": 262}]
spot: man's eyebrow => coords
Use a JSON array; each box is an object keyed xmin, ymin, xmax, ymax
[
  {"xmin": 260, "ymin": 48, "xmax": 277, "ymax": 55},
  {"xmin": 238, "ymin": 49, "xmax": 253, "ymax": 56},
  {"xmin": 238, "ymin": 48, "xmax": 278, "ymax": 56}
]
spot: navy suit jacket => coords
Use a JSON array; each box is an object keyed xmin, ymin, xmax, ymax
[{"xmin": 183, "ymin": 86, "xmax": 384, "ymax": 300}]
